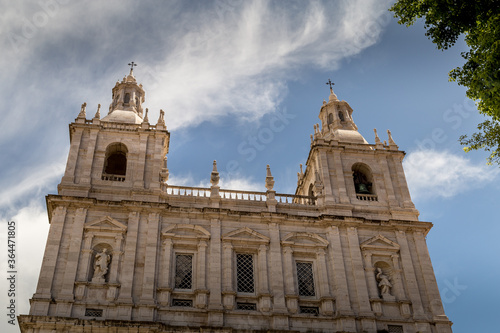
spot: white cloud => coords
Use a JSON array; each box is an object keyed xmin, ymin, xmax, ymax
[
  {"xmin": 403, "ymin": 150, "xmax": 499, "ymax": 200},
  {"xmin": 0, "ymin": 159, "xmax": 65, "ymax": 209},
  {"xmin": 0, "ymin": 201, "xmax": 49, "ymax": 333}
]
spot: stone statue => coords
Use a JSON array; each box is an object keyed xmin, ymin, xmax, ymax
[
  {"xmin": 376, "ymin": 268, "xmax": 392, "ymax": 296},
  {"xmin": 93, "ymin": 249, "xmax": 110, "ymax": 280}
]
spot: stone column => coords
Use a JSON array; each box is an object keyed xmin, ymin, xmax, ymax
[
  {"xmin": 269, "ymin": 221, "xmax": 289, "ymax": 330},
  {"xmin": 34, "ymin": 206, "xmax": 67, "ymax": 300},
  {"xmin": 158, "ymin": 238, "xmax": 173, "ymax": 305},
  {"xmin": 268, "ymin": 223, "xmax": 287, "ymax": 312},
  {"xmin": 133, "ymin": 133, "xmax": 149, "ymax": 188},
  {"xmin": 332, "ymin": 151, "xmax": 350, "ymax": 203},
  {"xmin": 76, "ymin": 233, "xmax": 94, "ymax": 282},
  {"xmin": 207, "ymin": 218, "xmax": 223, "ymax": 326},
  {"xmin": 413, "ymin": 231, "xmax": 447, "ymax": 317},
  {"xmin": 362, "ymin": 253, "xmax": 379, "ymax": 299},
  {"xmin": 61, "ymin": 130, "xmax": 83, "ymax": 183},
  {"xmin": 258, "ymin": 244, "xmax": 271, "ymax": 312},
  {"xmin": 140, "ymin": 213, "xmax": 160, "ymax": 304},
  {"xmin": 316, "ymin": 248, "xmax": 330, "ymax": 298},
  {"xmin": 392, "ymin": 155, "xmax": 414, "ymax": 208},
  {"xmin": 222, "ymin": 243, "xmax": 234, "ymax": 309},
  {"xmin": 195, "ymin": 240, "xmax": 209, "ymax": 309},
  {"xmin": 346, "ymin": 227, "xmax": 372, "ymax": 315},
  {"xmin": 326, "ymin": 226, "xmax": 352, "ymax": 315},
  {"xmin": 59, "ymin": 207, "xmax": 87, "ymax": 300},
  {"xmin": 317, "ymin": 248, "xmax": 334, "ymax": 315},
  {"xmin": 197, "ymin": 240, "xmax": 208, "ymax": 290},
  {"xmin": 108, "ymin": 235, "xmax": 123, "ymax": 284},
  {"xmin": 258, "ymin": 244, "xmax": 269, "ymax": 294},
  {"xmin": 117, "ymin": 211, "xmax": 140, "ymax": 305},
  {"xmin": 391, "ymin": 254, "xmax": 406, "ymax": 300},
  {"xmin": 395, "ymin": 230, "xmax": 425, "ymax": 319},
  {"xmin": 377, "ymin": 155, "xmax": 398, "ymax": 206},
  {"xmin": 79, "ymin": 129, "xmax": 99, "ymax": 185},
  {"xmin": 317, "ymin": 150, "xmax": 336, "ymax": 204},
  {"xmin": 282, "ymin": 245, "xmax": 297, "ymax": 313}
]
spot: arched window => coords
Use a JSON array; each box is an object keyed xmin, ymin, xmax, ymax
[
  {"xmin": 327, "ymin": 113, "xmax": 334, "ymax": 125},
  {"xmin": 102, "ymin": 143, "xmax": 128, "ymax": 181},
  {"xmin": 124, "ymin": 93, "xmax": 130, "ymax": 104},
  {"xmin": 352, "ymin": 163, "xmax": 374, "ymax": 195},
  {"xmin": 308, "ymin": 183, "xmax": 316, "ymax": 205},
  {"xmin": 338, "ymin": 111, "xmax": 345, "ymax": 122}
]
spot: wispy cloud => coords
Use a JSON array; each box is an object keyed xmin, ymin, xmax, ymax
[
  {"xmin": 0, "ymin": 158, "xmax": 65, "ymax": 209},
  {"xmin": 403, "ymin": 150, "xmax": 499, "ymax": 200}
]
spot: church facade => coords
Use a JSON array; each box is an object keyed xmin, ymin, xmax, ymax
[{"xmin": 19, "ymin": 69, "xmax": 453, "ymax": 333}]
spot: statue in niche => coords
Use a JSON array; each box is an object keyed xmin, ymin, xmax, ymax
[
  {"xmin": 93, "ymin": 249, "xmax": 110, "ymax": 281},
  {"xmin": 376, "ymin": 267, "xmax": 392, "ymax": 296}
]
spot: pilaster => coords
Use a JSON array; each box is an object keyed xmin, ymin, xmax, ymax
[
  {"xmin": 326, "ymin": 225, "xmax": 352, "ymax": 315},
  {"xmin": 395, "ymin": 230, "xmax": 426, "ymax": 319},
  {"xmin": 116, "ymin": 211, "xmax": 140, "ymax": 306},
  {"xmin": 346, "ymin": 226, "xmax": 372, "ymax": 315},
  {"xmin": 268, "ymin": 223, "xmax": 287, "ymax": 313},
  {"xmin": 208, "ymin": 218, "xmax": 222, "ymax": 311},
  {"xmin": 59, "ymin": 207, "xmax": 87, "ymax": 300}
]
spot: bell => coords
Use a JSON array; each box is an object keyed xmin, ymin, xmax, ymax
[{"xmin": 357, "ymin": 183, "xmax": 370, "ymax": 194}]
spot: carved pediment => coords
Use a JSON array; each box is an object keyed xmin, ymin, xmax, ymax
[
  {"xmin": 84, "ymin": 216, "xmax": 127, "ymax": 233},
  {"xmin": 361, "ymin": 235, "xmax": 400, "ymax": 252},
  {"xmin": 222, "ymin": 227, "xmax": 270, "ymax": 244},
  {"xmin": 162, "ymin": 224, "xmax": 210, "ymax": 241},
  {"xmin": 282, "ymin": 232, "xmax": 328, "ymax": 248}
]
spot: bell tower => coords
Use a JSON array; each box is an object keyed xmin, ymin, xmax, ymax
[
  {"xmin": 58, "ymin": 64, "xmax": 170, "ymax": 201},
  {"xmin": 296, "ymin": 81, "xmax": 419, "ymax": 221}
]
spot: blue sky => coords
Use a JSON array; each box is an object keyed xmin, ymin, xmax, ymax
[{"xmin": 0, "ymin": 1, "xmax": 498, "ymax": 332}]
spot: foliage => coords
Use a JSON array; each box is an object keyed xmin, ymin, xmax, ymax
[{"xmin": 390, "ymin": 0, "xmax": 500, "ymax": 164}]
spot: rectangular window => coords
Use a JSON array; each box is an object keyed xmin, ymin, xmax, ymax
[
  {"xmin": 236, "ymin": 253, "xmax": 255, "ymax": 293},
  {"xmin": 388, "ymin": 325, "xmax": 404, "ymax": 333},
  {"xmin": 84, "ymin": 308, "xmax": 103, "ymax": 317},
  {"xmin": 296, "ymin": 262, "xmax": 315, "ymax": 297},
  {"xmin": 236, "ymin": 302, "xmax": 257, "ymax": 311},
  {"xmin": 175, "ymin": 254, "xmax": 193, "ymax": 289},
  {"xmin": 171, "ymin": 299, "xmax": 193, "ymax": 307},
  {"xmin": 299, "ymin": 306, "xmax": 319, "ymax": 315}
]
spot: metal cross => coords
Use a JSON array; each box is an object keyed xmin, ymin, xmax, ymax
[
  {"xmin": 326, "ymin": 78, "xmax": 334, "ymax": 90},
  {"xmin": 128, "ymin": 62, "xmax": 137, "ymax": 71}
]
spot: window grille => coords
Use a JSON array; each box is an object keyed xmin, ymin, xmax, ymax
[
  {"xmin": 299, "ymin": 306, "xmax": 319, "ymax": 315},
  {"xmin": 175, "ymin": 254, "xmax": 193, "ymax": 289},
  {"xmin": 388, "ymin": 325, "xmax": 404, "ymax": 333},
  {"xmin": 236, "ymin": 302, "xmax": 257, "ymax": 311},
  {"xmin": 296, "ymin": 262, "xmax": 315, "ymax": 296},
  {"xmin": 172, "ymin": 299, "xmax": 193, "ymax": 307},
  {"xmin": 236, "ymin": 253, "xmax": 255, "ymax": 293},
  {"xmin": 84, "ymin": 308, "xmax": 103, "ymax": 317}
]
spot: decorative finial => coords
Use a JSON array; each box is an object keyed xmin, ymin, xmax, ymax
[
  {"xmin": 210, "ymin": 160, "xmax": 220, "ymax": 186},
  {"xmin": 94, "ymin": 104, "xmax": 101, "ymax": 119},
  {"xmin": 374, "ymin": 128, "xmax": 381, "ymax": 143},
  {"xmin": 128, "ymin": 61, "xmax": 137, "ymax": 74},
  {"xmin": 387, "ymin": 129, "xmax": 396, "ymax": 145},
  {"xmin": 160, "ymin": 156, "xmax": 169, "ymax": 182},
  {"xmin": 157, "ymin": 109, "xmax": 165, "ymax": 126},
  {"xmin": 144, "ymin": 108, "xmax": 149, "ymax": 123},
  {"xmin": 78, "ymin": 102, "xmax": 87, "ymax": 118},
  {"xmin": 326, "ymin": 78, "xmax": 334, "ymax": 93},
  {"xmin": 265, "ymin": 165, "xmax": 275, "ymax": 191}
]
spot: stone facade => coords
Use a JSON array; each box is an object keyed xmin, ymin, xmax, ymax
[{"xmin": 19, "ymin": 72, "xmax": 453, "ymax": 333}]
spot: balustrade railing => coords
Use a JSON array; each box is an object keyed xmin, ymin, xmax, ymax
[
  {"xmin": 101, "ymin": 173, "xmax": 126, "ymax": 182},
  {"xmin": 356, "ymin": 193, "xmax": 378, "ymax": 201},
  {"xmin": 162, "ymin": 185, "xmax": 316, "ymax": 206}
]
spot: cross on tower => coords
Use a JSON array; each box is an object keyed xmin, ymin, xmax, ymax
[
  {"xmin": 326, "ymin": 78, "xmax": 334, "ymax": 90},
  {"xmin": 128, "ymin": 61, "xmax": 137, "ymax": 71}
]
